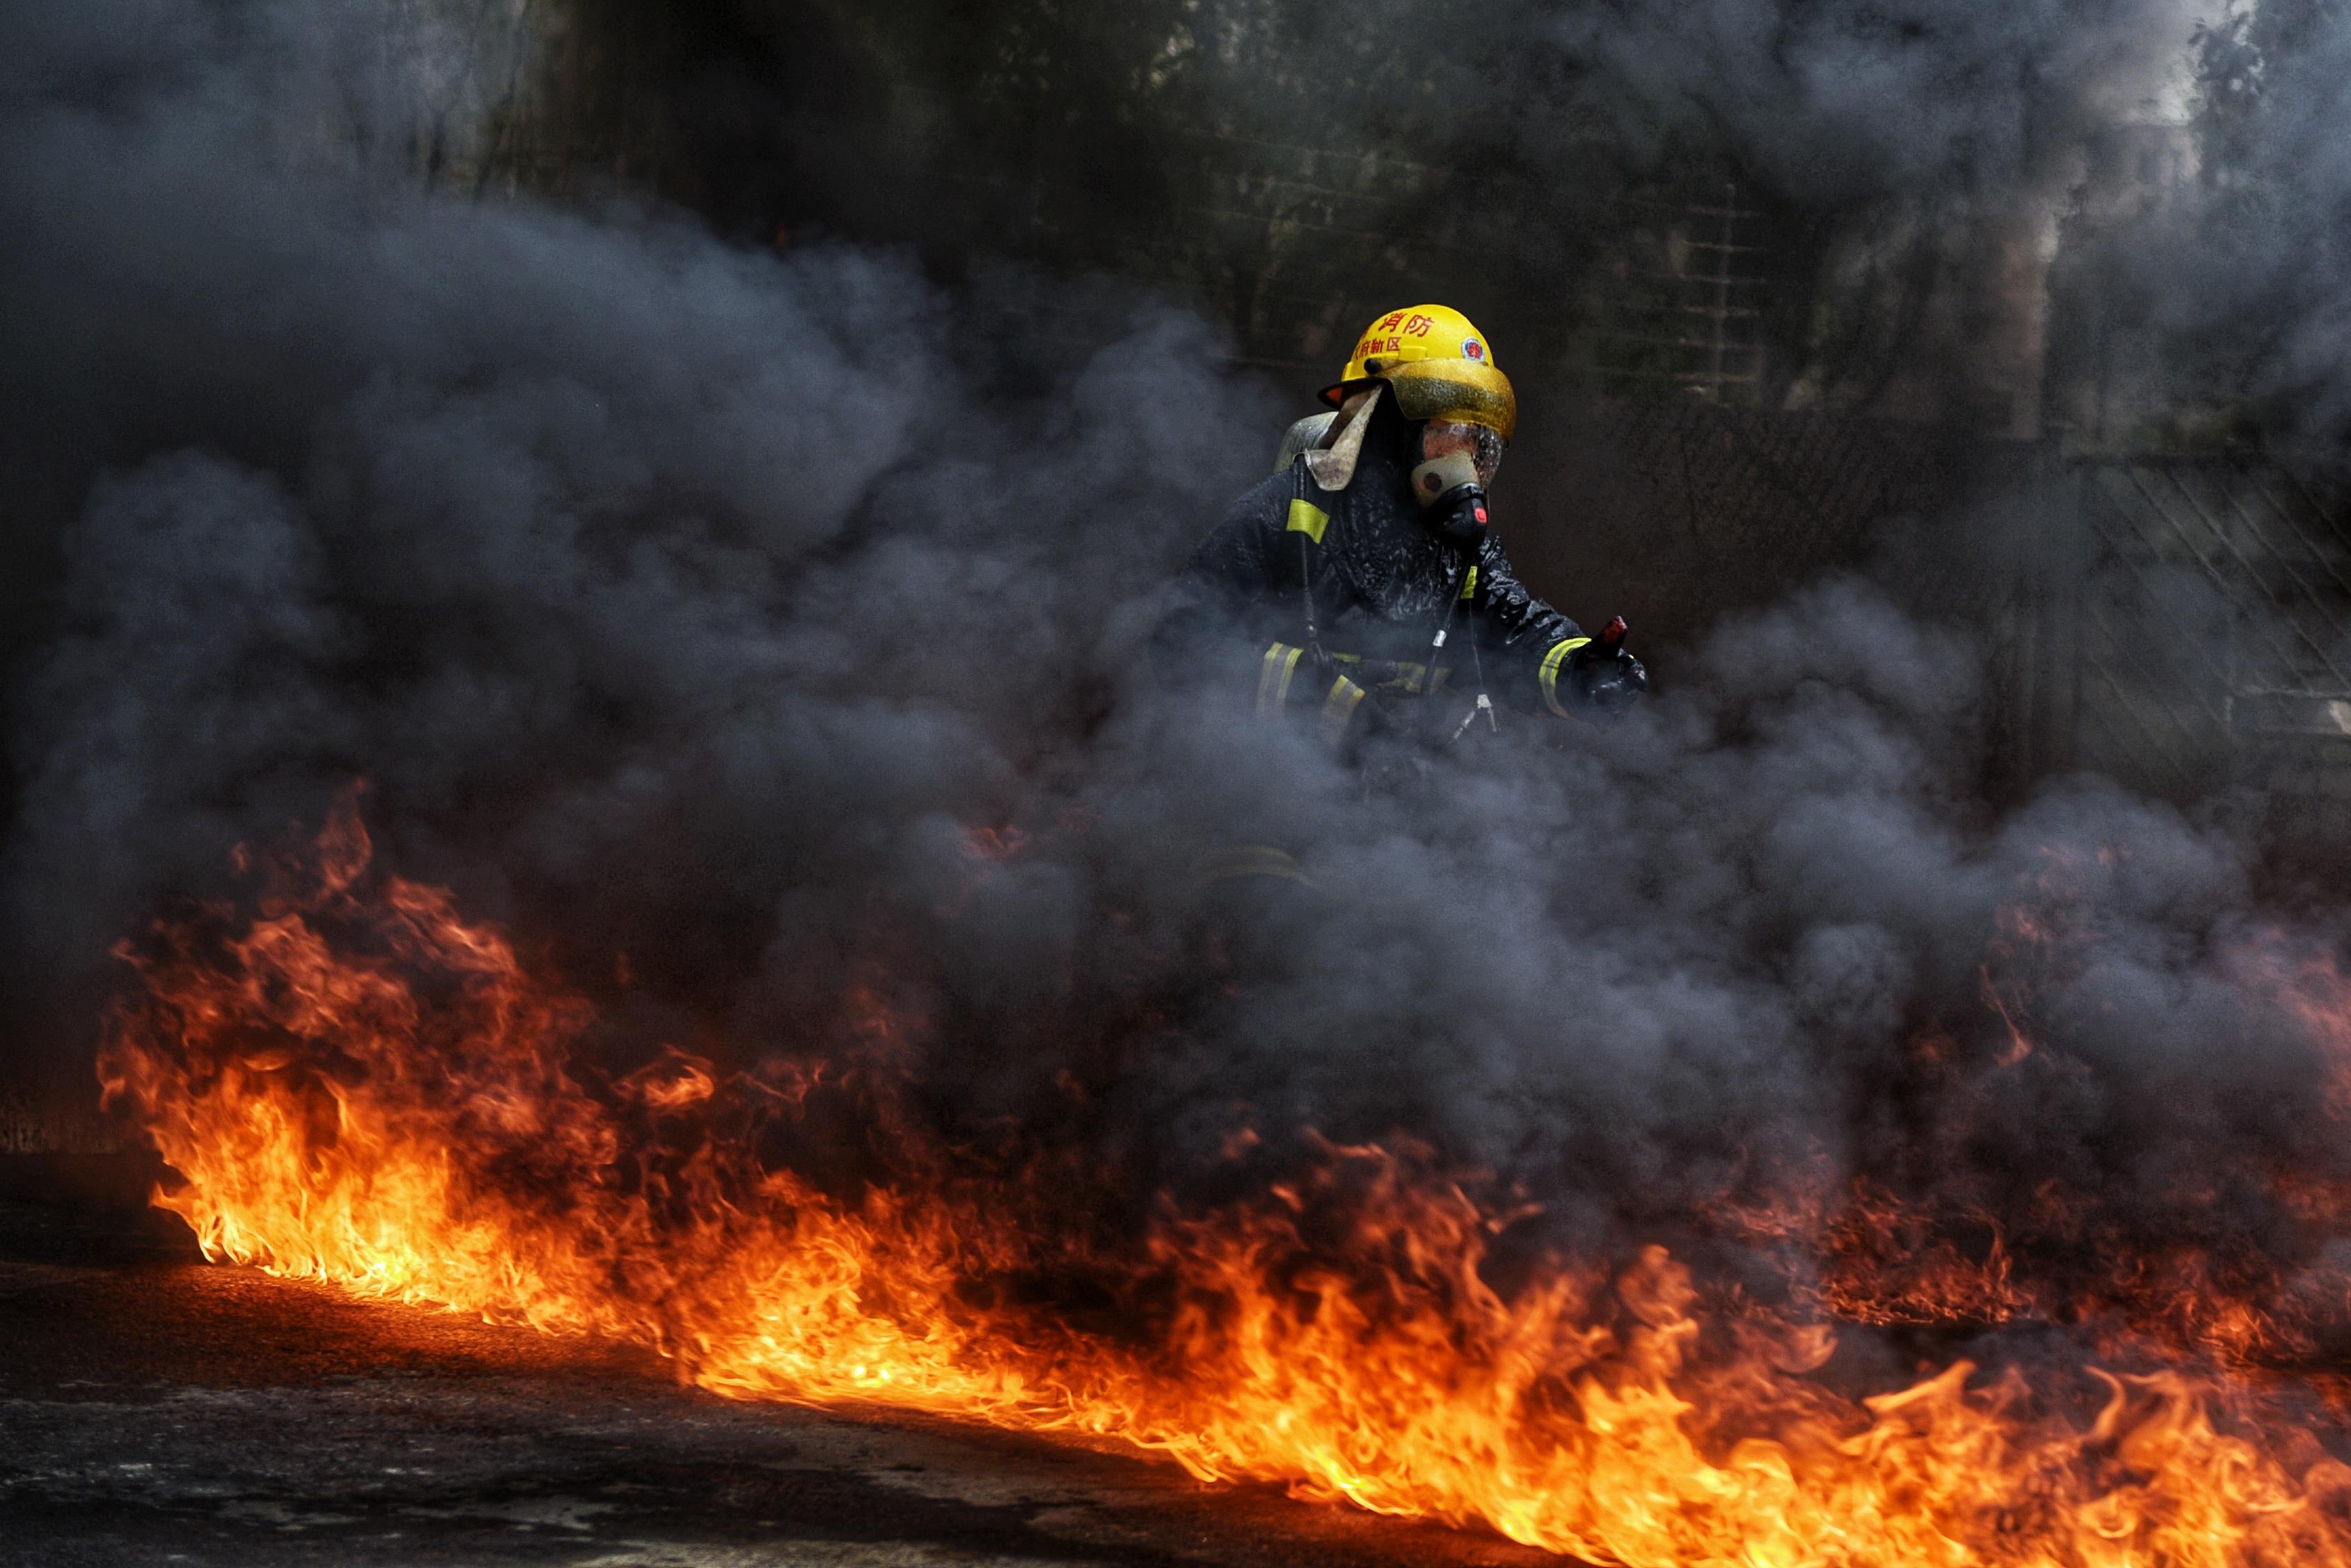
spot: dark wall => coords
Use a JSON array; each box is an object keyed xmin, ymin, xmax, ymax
[
  {"xmin": 472, "ymin": 2, "xmax": 1892, "ymax": 409},
  {"xmin": 436, "ymin": 1, "xmax": 1977, "ymax": 637}
]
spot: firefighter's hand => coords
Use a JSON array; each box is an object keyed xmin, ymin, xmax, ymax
[
  {"xmin": 1578, "ymin": 650, "xmax": 1648, "ymax": 713},
  {"xmin": 1572, "ymin": 617, "xmax": 1647, "ymax": 718}
]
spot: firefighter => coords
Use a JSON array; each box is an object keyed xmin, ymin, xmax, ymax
[{"xmin": 1156, "ymin": 304, "xmax": 1646, "ymax": 748}]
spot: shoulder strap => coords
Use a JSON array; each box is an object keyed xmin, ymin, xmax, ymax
[{"xmin": 1289, "ymin": 458, "xmax": 1321, "ymax": 656}]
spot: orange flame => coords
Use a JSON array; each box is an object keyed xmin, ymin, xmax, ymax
[{"xmin": 97, "ymin": 803, "xmax": 2351, "ymax": 1565}]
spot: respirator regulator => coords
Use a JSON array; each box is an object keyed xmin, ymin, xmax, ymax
[{"xmin": 1411, "ymin": 420, "xmax": 1504, "ymax": 549}]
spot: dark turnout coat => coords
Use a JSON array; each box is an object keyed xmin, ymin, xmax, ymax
[{"xmin": 1154, "ymin": 446, "xmax": 1592, "ymax": 743}]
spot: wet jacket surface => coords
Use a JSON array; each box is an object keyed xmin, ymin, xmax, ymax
[{"xmin": 1154, "ymin": 446, "xmax": 1592, "ymax": 736}]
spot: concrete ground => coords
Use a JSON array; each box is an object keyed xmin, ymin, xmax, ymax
[{"xmin": 0, "ymin": 1174, "xmax": 1569, "ymax": 1568}]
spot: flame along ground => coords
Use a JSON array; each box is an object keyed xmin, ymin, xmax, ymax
[{"xmin": 96, "ymin": 802, "xmax": 2351, "ymax": 1567}]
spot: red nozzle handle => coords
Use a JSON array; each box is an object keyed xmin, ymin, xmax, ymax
[{"xmin": 1599, "ymin": 616, "xmax": 1628, "ymax": 651}]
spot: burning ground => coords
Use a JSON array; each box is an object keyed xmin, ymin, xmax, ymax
[
  {"xmin": 0, "ymin": 1198, "xmax": 1569, "ymax": 1568},
  {"xmin": 22, "ymin": 2, "xmax": 2351, "ymax": 1566},
  {"xmin": 73, "ymin": 778, "xmax": 2351, "ymax": 1567}
]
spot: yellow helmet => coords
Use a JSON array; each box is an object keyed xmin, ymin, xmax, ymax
[{"xmin": 1320, "ymin": 303, "xmax": 1516, "ymax": 443}]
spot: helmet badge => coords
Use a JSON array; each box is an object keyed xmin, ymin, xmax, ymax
[{"xmin": 1462, "ymin": 339, "xmax": 1486, "ymax": 362}]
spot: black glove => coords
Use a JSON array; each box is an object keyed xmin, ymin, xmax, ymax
[{"xmin": 1572, "ymin": 616, "xmax": 1648, "ymax": 717}]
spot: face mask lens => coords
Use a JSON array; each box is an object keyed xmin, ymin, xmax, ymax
[
  {"xmin": 1422, "ymin": 422, "xmax": 1505, "ymax": 487},
  {"xmin": 1473, "ymin": 426, "xmax": 1503, "ymax": 487}
]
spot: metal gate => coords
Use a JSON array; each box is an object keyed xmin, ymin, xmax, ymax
[{"xmin": 2058, "ymin": 455, "xmax": 2351, "ymax": 833}]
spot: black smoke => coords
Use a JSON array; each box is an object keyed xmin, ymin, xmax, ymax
[{"xmin": 9, "ymin": 0, "xmax": 2351, "ymax": 1402}]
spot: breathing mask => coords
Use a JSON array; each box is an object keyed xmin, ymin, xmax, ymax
[{"xmin": 1411, "ymin": 421, "xmax": 1505, "ymax": 547}]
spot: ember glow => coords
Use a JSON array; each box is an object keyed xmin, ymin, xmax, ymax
[{"xmin": 99, "ymin": 802, "xmax": 2351, "ymax": 1565}]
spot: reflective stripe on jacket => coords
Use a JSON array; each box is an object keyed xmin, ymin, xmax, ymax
[{"xmin": 1153, "ymin": 446, "xmax": 1589, "ymax": 737}]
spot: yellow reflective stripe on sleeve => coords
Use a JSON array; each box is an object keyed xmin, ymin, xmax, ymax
[
  {"xmin": 1460, "ymin": 563, "xmax": 1478, "ymax": 600},
  {"xmin": 1537, "ymin": 637, "xmax": 1591, "ymax": 718},
  {"xmin": 1319, "ymin": 675, "xmax": 1367, "ymax": 744},
  {"xmin": 1256, "ymin": 643, "xmax": 1305, "ymax": 715},
  {"xmin": 1285, "ymin": 499, "xmax": 1330, "ymax": 543}
]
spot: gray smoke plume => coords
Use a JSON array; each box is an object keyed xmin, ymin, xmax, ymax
[{"xmin": 10, "ymin": 0, "xmax": 2351, "ymax": 1396}]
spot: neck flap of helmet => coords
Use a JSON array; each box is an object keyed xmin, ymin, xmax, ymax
[{"xmin": 1303, "ymin": 386, "xmax": 1383, "ymax": 493}]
